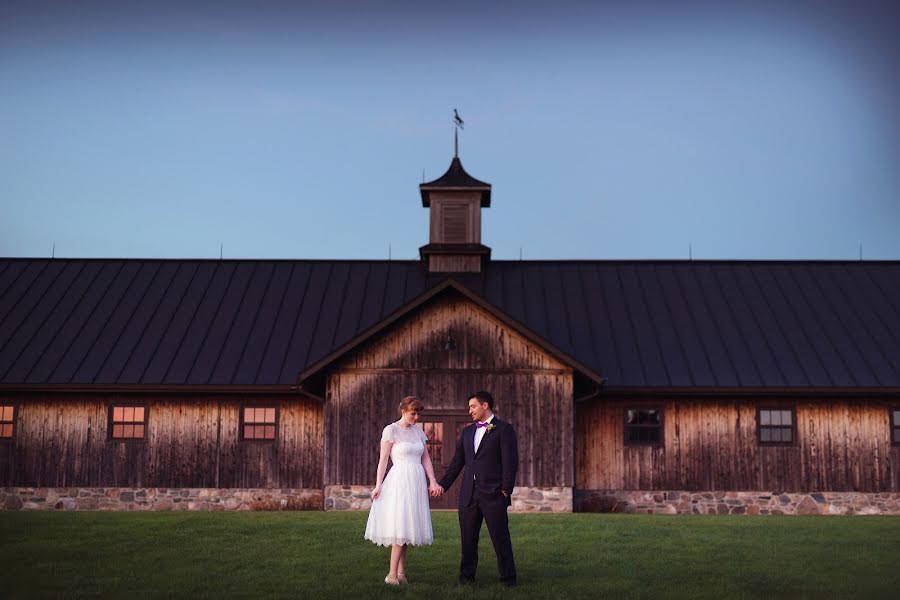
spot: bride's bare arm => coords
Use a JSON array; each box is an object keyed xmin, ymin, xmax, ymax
[
  {"xmin": 371, "ymin": 440, "xmax": 392, "ymax": 500},
  {"xmin": 421, "ymin": 447, "xmax": 442, "ymax": 496}
]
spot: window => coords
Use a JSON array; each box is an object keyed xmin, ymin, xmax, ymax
[
  {"xmin": 1, "ymin": 404, "xmax": 15, "ymax": 438},
  {"xmin": 758, "ymin": 408, "xmax": 794, "ymax": 445},
  {"xmin": 242, "ymin": 407, "xmax": 277, "ymax": 441},
  {"xmin": 417, "ymin": 421, "xmax": 444, "ymax": 464},
  {"xmin": 892, "ymin": 409, "xmax": 900, "ymax": 447},
  {"xmin": 110, "ymin": 405, "xmax": 146, "ymax": 440},
  {"xmin": 624, "ymin": 409, "xmax": 663, "ymax": 445}
]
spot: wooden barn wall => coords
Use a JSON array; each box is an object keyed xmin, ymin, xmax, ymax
[
  {"xmin": 576, "ymin": 398, "xmax": 900, "ymax": 493},
  {"xmin": 325, "ymin": 294, "xmax": 574, "ymax": 487},
  {"xmin": 0, "ymin": 393, "xmax": 323, "ymax": 489}
]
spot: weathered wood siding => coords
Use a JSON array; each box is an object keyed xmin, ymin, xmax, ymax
[
  {"xmin": 325, "ymin": 293, "xmax": 574, "ymax": 487},
  {"xmin": 576, "ymin": 398, "xmax": 900, "ymax": 492},
  {"xmin": 0, "ymin": 393, "xmax": 323, "ymax": 488}
]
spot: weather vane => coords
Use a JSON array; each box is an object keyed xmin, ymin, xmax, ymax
[{"xmin": 453, "ymin": 108, "xmax": 464, "ymax": 157}]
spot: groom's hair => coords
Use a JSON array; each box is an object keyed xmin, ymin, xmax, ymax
[{"xmin": 470, "ymin": 391, "xmax": 494, "ymax": 410}]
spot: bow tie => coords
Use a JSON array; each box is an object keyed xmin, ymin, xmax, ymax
[{"xmin": 476, "ymin": 422, "xmax": 490, "ymax": 428}]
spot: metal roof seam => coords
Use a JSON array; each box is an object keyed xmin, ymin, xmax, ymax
[
  {"xmin": 63, "ymin": 261, "xmax": 143, "ymax": 383},
  {"xmin": 328, "ymin": 263, "xmax": 356, "ymax": 351},
  {"xmin": 745, "ymin": 265, "xmax": 812, "ymax": 386},
  {"xmin": 250, "ymin": 262, "xmax": 296, "ymax": 384},
  {"xmin": 786, "ymin": 265, "xmax": 859, "ymax": 387},
  {"xmin": 634, "ymin": 264, "xmax": 673, "ymax": 387},
  {"xmin": 0, "ymin": 261, "xmax": 87, "ymax": 381},
  {"xmin": 0, "ymin": 262, "xmax": 42, "ymax": 325},
  {"xmin": 229, "ymin": 262, "xmax": 277, "ymax": 385},
  {"xmin": 844, "ymin": 266, "xmax": 900, "ymax": 379},
  {"xmin": 573, "ymin": 264, "xmax": 603, "ymax": 376},
  {"xmin": 189, "ymin": 262, "xmax": 244, "ymax": 384},
  {"xmin": 808, "ymin": 266, "xmax": 881, "ymax": 385},
  {"xmin": 767, "ymin": 265, "xmax": 836, "ymax": 386},
  {"xmin": 652, "ymin": 263, "xmax": 696, "ymax": 386},
  {"xmin": 158, "ymin": 261, "xmax": 225, "ymax": 384},
  {"xmin": 351, "ymin": 262, "xmax": 372, "ymax": 336},
  {"xmin": 711, "ymin": 266, "xmax": 765, "ymax": 386},
  {"xmin": 297, "ymin": 263, "xmax": 336, "ymax": 373},
  {"xmin": 670, "ymin": 264, "xmax": 720, "ymax": 387},
  {"xmin": 615, "ymin": 266, "xmax": 648, "ymax": 386},
  {"xmin": 554, "ymin": 264, "xmax": 577, "ymax": 353},
  {"xmin": 728, "ymin": 264, "xmax": 789, "ymax": 386},
  {"xmin": 111, "ymin": 262, "xmax": 180, "ymax": 384},
  {"xmin": 102, "ymin": 261, "xmax": 169, "ymax": 384},
  {"xmin": 858, "ymin": 266, "xmax": 900, "ymax": 345},
  {"xmin": 21, "ymin": 261, "xmax": 106, "ymax": 383},
  {"xmin": 273, "ymin": 264, "xmax": 314, "ymax": 384},
  {"xmin": 0, "ymin": 261, "xmax": 55, "ymax": 354},
  {"xmin": 691, "ymin": 265, "xmax": 745, "ymax": 386},
  {"xmin": 209, "ymin": 262, "xmax": 263, "ymax": 385},
  {"xmin": 594, "ymin": 264, "xmax": 623, "ymax": 384},
  {"xmin": 538, "ymin": 264, "xmax": 561, "ymax": 351},
  {"xmin": 134, "ymin": 262, "xmax": 199, "ymax": 384},
  {"xmin": 43, "ymin": 261, "xmax": 127, "ymax": 383}
]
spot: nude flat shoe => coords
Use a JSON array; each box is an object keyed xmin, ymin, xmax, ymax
[
  {"xmin": 398, "ymin": 573, "xmax": 408, "ymax": 584},
  {"xmin": 384, "ymin": 575, "xmax": 400, "ymax": 585}
]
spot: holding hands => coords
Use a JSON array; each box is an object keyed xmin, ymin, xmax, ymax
[{"xmin": 428, "ymin": 482, "xmax": 444, "ymax": 498}]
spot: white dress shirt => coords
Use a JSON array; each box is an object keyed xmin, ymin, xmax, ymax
[{"xmin": 474, "ymin": 414, "xmax": 495, "ymax": 453}]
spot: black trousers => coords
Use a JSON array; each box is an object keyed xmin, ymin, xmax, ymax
[{"xmin": 458, "ymin": 488, "xmax": 517, "ymax": 583}]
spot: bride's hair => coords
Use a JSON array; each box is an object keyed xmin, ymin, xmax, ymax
[{"xmin": 399, "ymin": 396, "xmax": 424, "ymax": 415}]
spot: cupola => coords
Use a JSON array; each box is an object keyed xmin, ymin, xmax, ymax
[{"xmin": 419, "ymin": 155, "xmax": 491, "ymax": 273}]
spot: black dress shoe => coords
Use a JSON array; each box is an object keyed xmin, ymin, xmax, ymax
[
  {"xmin": 457, "ymin": 577, "xmax": 475, "ymax": 586},
  {"xmin": 502, "ymin": 579, "xmax": 518, "ymax": 587}
]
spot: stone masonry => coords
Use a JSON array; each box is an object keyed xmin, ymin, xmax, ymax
[
  {"xmin": 575, "ymin": 490, "xmax": 900, "ymax": 515},
  {"xmin": 1, "ymin": 487, "xmax": 323, "ymax": 511},
  {"xmin": 324, "ymin": 485, "xmax": 573, "ymax": 512}
]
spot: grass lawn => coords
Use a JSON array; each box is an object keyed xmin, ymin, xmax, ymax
[{"xmin": 2, "ymin": 511, "xmax": 899, "ymax": 599}]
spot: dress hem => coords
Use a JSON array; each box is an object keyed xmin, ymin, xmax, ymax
[{"xmin": 364, "ymin": 536, "xmax": 434, "ymax": 547}]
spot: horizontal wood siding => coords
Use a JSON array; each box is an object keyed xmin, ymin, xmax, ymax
[
  {"xmin": 0, "ymin": 393, "xmax": 322, "ymax": 488},
  {"xmin": 576, "ymin": 398, "xmax": 899, "ymax": 492},
  {"xmin": 326, "ymin": 294, "xmax": 574, "ymax": 488}
]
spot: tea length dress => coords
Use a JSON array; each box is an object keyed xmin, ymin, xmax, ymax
[{"xmin": 364, "ymin": 422, "xmax": 434, "ymax": 546}]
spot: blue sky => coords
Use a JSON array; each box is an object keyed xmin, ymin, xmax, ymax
[{"xmin": 1, "ymin": 0, "xmax": 899, "ymax": 260}]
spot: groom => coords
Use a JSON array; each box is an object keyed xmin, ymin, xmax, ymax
[{"xmin": 435, "ymin": 391, "xmax": 518, "ymax": 586}]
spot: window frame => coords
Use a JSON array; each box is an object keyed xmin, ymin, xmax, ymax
[
  {"xmin": 891, "ymin": 407, "xmax": 900, "ymax": 448},
  {"xmin": 756, "ymin": 406, "xmax": 797, "ymax": 447},
  {"xmin": 107, "ymin": 402, "xmax": 149, "ymax": 443},
  {"xmin": 239, "ymin": 404, "xmax": 279, "ymax": 443},
  {"xmin": 623, "ymin": 407, "xmax": 664, "ymax": 447},
  {"xmin": 0, "ymin": 401, "xmax": 17, "ymax": 441}
]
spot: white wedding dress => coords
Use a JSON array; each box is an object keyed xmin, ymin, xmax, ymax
[{"xmin": 364, "ymin": 422, "xmax": 434, "ymax": 546}]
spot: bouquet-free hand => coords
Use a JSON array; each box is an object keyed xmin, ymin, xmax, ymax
[
  {"xmin": 428, "ymin": 483, "xmax": 444, "ymax": 498},
  {"xmin": 371, "ymin": 486, "xmax": 381, "ymax": 500}
]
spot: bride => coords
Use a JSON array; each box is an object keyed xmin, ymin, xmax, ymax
[{"xmin": 364, "ymin": 396, "xmax": 442, "ymax": 584}]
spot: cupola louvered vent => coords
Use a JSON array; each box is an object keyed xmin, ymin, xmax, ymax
[{"xmin": 442, "ymin": 204, "xmax": 468, "ymax": 242}]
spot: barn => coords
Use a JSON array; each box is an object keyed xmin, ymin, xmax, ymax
[{"xmin": 2, "ymin": 154, "xmax": 899, "ymax": 514}]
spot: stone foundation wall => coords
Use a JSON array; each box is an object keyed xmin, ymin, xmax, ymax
[
  {"xmin": 324, "ymin": 485, "xmax": 573, "ymax": 512},
  {"xmin": 1, "ymin": 487, "xmax": 323, "ymax": 511},
  {"xmin": 575, "ymin": 490, "xmax": 900, "ymax": 515},
  {"xmin": 511, "ymin": 486, "xmax": 572, "ymax": 512}
]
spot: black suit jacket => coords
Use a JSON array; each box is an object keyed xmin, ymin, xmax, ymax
[{"xmin": 438, "ymin": 417, "xmax": 519, "ymax": 508}]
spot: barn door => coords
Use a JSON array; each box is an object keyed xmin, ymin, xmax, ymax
[{"xmin": 418, "ymin": 415, "xmax": 470, "ymax": 510}]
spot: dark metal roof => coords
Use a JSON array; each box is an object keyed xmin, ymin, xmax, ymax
[
  {"xmin": 1, "ymin": 258, "xmax": 898, "ymax": 389},
  {"xmin": 420, "ymin": 157, "xmax": 491, "ymax": 207}
]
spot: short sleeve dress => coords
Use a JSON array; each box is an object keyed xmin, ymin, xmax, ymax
[{"xmin": 363, "ymin": 422, "xmax": 434, "ymax": 546}]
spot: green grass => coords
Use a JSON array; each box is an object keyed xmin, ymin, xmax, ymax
[{"xmin": 1, "ymin": 511, "xmax": 899, "ymax": 599}]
